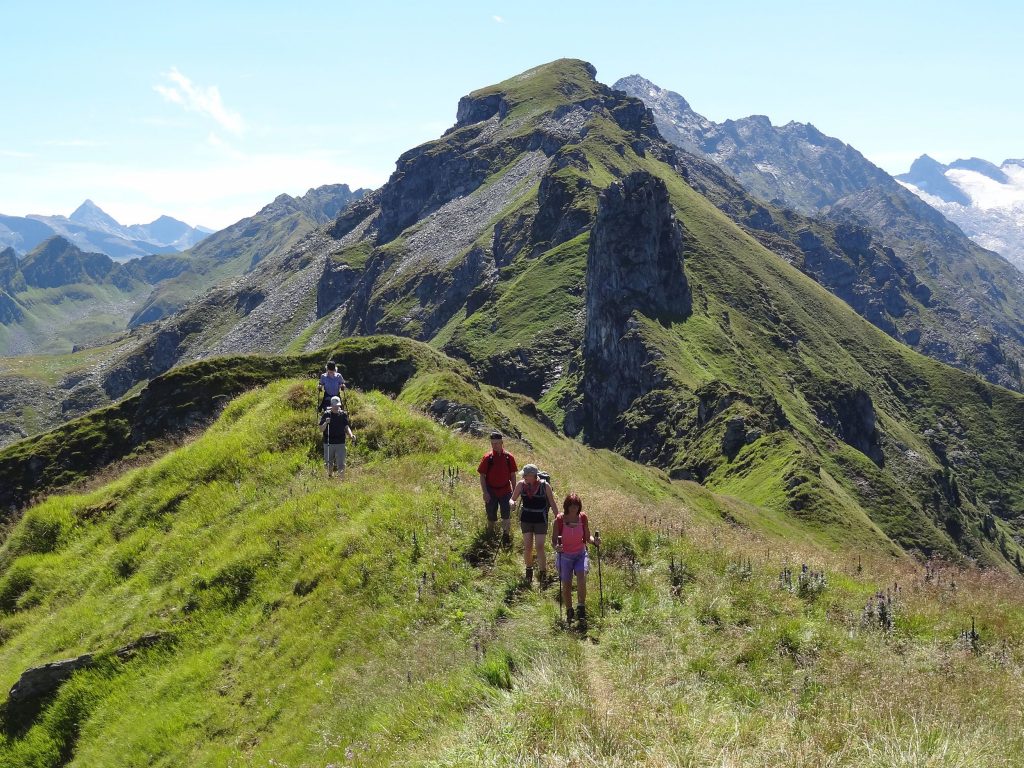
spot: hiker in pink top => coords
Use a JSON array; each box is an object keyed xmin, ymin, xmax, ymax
[{"xmin": 552, "ymin": 492, "xmax": 597, "ymax": 626}]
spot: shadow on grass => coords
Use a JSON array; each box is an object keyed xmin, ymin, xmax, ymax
[{"xmin": 463, "ymin": 527, "xmax": 500, "ymax": 567}]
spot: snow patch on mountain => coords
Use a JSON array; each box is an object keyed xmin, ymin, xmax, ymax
[{"xmin": 899, "ymin": 157, "xmax": 1024, "ymax": 271}]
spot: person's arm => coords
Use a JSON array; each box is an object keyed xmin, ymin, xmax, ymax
[
  {"xmin": 583, "ymin": 515, "xmax": 595, "ymax": 546},
  {"xmin": 510, "ymin": 480, "xmax": 524, "ymax": 504},
  {"xmin": 552, "ymin": 517, "xmax": 562, "ymax": 552},
  {"xmin": 346, "ymin": 424, "xmax": 355, "ymax": 441},
  {"xmin": 477, "ymin": 455, "xmax": 493, "ymax": 501},
  {"xmin": 545, "ymin": 484, "xmax": 557, "ymax": 510}
]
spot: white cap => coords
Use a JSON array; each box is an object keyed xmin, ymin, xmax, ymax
[{"xmin": 331, "ymin": 396, "xmax": 341, "ymax": 405}]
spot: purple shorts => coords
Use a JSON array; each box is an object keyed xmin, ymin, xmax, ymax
[{"xmin": 557, "ymin": 549, "xmax": 588, "ymax": 582}]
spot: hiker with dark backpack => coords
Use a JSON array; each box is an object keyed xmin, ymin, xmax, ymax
[
  {"xmin": 553, "ymin": 493, "xmax": 597, "ymax": 627},
  {"xmin": 477, "ymin": 431, "xmax": 517, "ymax": 546},
  {"xmin": 317, "ymin": 361, "xmax": 347, "ymax": 412},
  {"xmin": 511, "ymin": 464, "xmax": 557, "ymax": 585},
  {"xmin": 319, "ymin": 396, "xmax": 354, "ymax": 479}
]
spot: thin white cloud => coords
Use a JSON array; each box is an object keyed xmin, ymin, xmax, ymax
[
  {"xmin": 0, "ymin": 149, "xmax": 33, "ymax": 158},
  {"xmin": 492, "ymin": 15, "xmax": 505, "ymax": 23},
  {"xmin": 154, "ymin": 67, "xmax": 245, "ymax": 135},
  {"xmin": 40, "ymin": 139, "xmax": 104, "ymax": 148}
]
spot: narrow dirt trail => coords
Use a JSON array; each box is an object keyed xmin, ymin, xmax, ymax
[{"xmin": 580, "ymin": 638, "xmax": 626, "ymax": 734}]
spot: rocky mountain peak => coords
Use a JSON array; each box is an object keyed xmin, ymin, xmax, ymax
[
  {"xmin": 375, "ymin": 58, "xmax": 664, "ymax": 245},
  {"xmin": 69, "ymin": 199, "xmax": 123, "ymax": 231},
  {"xmin": 17, "ymin": 235, "xmax": 125, "ymax": 290},
  {"xmin": 612, "ymin": 75, "xmax": 713, "ymax": 156},
  {"xmin": 26, "ymin": 234, "xmax": 83, "ymax": 262},
  {"xmin": 897, "ymin": 155, "xmax": 970, "ymax": 205}
]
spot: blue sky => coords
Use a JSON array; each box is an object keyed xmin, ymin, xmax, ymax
[{"xmin": 2, "ymin": 0, "xmax": 1021, "ymax": 230}]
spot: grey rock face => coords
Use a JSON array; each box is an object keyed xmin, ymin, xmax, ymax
[
  {"xmin": 809, "ymin": 384, "xmax": 884, "ymax": 466},
  {"xmin": 5, "ymin": 633, "xmax": 168, "ymax": 722},
  {"xmin": 7, "ymin": 654, "xmax": 95, "ymax": 708},
  {"xmin": 582, "ymin": 172, "xmax": 691, "ymax": 446}
]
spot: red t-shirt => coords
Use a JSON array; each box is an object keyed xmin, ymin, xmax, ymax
[{"xmin": 477, "ymin": 450, "xmax": 517, "ymax": 494}]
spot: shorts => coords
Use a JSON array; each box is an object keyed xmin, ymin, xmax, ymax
[
  {"xmin": 557, "ymin": 549, "xmax": 589, "ymax": 582},
  {"xmin": 520, "ymin": 519, "xmax": 548, "ymax": 535},
  {"xmin": 324, "ymin": 443, "xmax": 346, "ymax": 470},
  {"xmin": 485, "ymin": 493, "xmax": 512, "ymax": 522}
]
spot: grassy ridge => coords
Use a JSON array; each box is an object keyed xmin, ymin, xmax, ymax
[
  {"xmin": 1, "ymin": 373, "xmax": 1022, "ymax": 765},
  {"xmin": 0, "ymin": 336, "xmax": 469, "ymax": 514}
]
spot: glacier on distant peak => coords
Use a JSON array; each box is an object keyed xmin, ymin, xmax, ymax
[{"xmin": 898, "ymin": 156, "xmax": 1024, "ymax": 271}]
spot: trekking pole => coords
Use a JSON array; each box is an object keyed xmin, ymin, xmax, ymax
[{"xmin": 595, "ymin": 530, "xmax": 604, "ymax": 619}]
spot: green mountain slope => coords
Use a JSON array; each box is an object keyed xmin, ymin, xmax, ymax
[
  {"xmin": 615, "ymin": 75, "xmax": 1024, "ymax": 391},
  {"xmin": 0, "ymin": 238, "xmax": 151, "ymax": 356},
  {"xmin": 127, "ymin": 184, "xmax": 367, "ymax": 326},
  {"xmin": 54, "ymin": 59, "xmax": 1024, "ymax": 570},
  {"xmin": 1, "ymin": 350, "xmax": 1022, "ymax": 765}
]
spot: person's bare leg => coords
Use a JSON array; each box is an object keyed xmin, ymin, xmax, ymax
[
  {"xmin": 577, "ymin": 572, "xmax": 587, "ymax": 605},
  {"xmin": 523, "ymin": 532, "xmax": 534, "ymax": 567},
  {"xmin": 536, "ymin": 538, "xmax": 547, "ymax": 575},
  {"xmin": 561, "ymin": 579, "xmax": 572, "ymax": 607}
]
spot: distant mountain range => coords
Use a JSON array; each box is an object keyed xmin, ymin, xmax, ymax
[
  {"xmin": 614, "ymin": 75, "xmax": 1024, "ymax": 392},
  {"xmin": 898, "ymin": 156, "xmax": 1024, "ymax": 271},
  {"xmin": 0, "ymin": 185, "xmax": 367, "ymax": 358},
  {"xmin": 0, "ymin": 200, "xmax": 213, "ymax": 260}
]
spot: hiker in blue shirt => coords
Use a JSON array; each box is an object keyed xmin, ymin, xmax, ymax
[{"xmin": 318, "ymin": 361, "xmax": 347, "ymax": 412}]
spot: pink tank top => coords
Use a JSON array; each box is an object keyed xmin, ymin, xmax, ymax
[{"xmin": 558, "ymin": 513, "xmax": 587, "ymax": 554}]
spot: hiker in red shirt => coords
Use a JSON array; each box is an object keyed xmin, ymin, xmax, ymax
[{"xmin": 477, "ymin": 431, "xmax": 517, "ymax": 546}]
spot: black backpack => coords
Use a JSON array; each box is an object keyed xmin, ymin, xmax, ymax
[{"xmin": 487, "ymin": 453, "xmax": 516, "ymax": 473}]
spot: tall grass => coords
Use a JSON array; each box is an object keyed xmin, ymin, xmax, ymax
[{"xmin": 0, "ymin": 378, "xmax": 1021, "ymax": 766}]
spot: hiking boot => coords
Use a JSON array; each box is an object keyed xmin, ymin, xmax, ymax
[
  {"xmin": 565, "ymin": 605, "xmax": 574, "ymax": 624},
  {"xmin": 576, "ymin": 604, "xmax": 587, "ymax": 628},
  {"xmin": 538, "ymin": 570, "xmax": 548, "ymax": 587},
  {"xmin": 525, "ymin": 567, "xmax": 533, "ymax": 584},
  {"xmin": 501, "ymin": 531, "xmax": 512, "ymax": 549}
]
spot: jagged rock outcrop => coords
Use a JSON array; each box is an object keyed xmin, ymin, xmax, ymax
[
  {"xmin": 6, "ymin": 654, "xmax": 95, "ymax": 710},
  {"xmin": 807, "ymin": 383, "xmax": 884, "ymax": 466},
  {"xmin": 5, "ymin": 633, "xmax": 168, "ymax": 722},
  {"xmin": 582, "ymin": 172, "xmax": 691, "ymax": 446}
]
